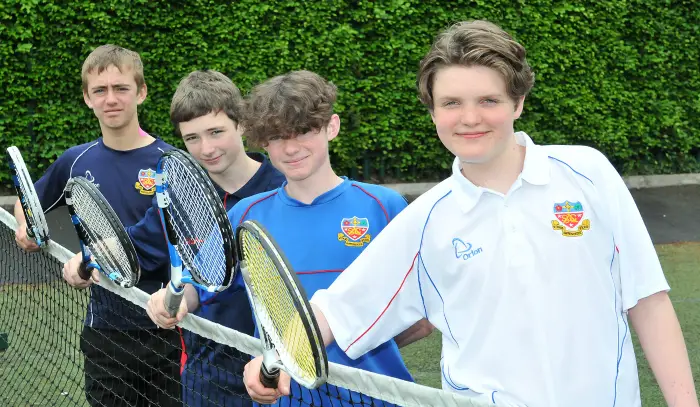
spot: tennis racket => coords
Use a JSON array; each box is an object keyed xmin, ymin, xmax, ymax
[
  {"xmin": 6, "ymin": 146, "xmax": 50, "ymax": 247},
  {"xmin": 65, "ymin": 176, "xmax": 140, "ymax": 287},
  {"xmin": 156, "ymin": 149, "xmax": 236, "ymax": 317},
  {"xmin": 236, "ymin": 219, "xmax": 328, "ymax": 390}
]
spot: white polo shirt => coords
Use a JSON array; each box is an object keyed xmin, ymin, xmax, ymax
[{"xmin": 311, "ymin": 132, "xmax": 669, "ymax": 407}]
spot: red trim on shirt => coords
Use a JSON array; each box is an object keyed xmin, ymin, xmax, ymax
[
  {"xmin": 238, "ymin": 191, "xmax": 278, "ymax": 225},
  {"xmin": 177, "ymin": 326, "xmax": 187, "ymax": 375},
  {"xmin": 351, "ymin": 184, "xmax": 390, "ymax": 222},
  {"xmin": 344, "ymin": 251, "xmax": 419, "ymax": 353},
  {"xmin": 223, "ymin": 192, "xmax": 229, "ymax": 211}
]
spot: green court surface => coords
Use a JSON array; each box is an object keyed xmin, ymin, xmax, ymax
[{"xmin": 400, "ymin": 242, "xmax": 700, "ymax": 406}]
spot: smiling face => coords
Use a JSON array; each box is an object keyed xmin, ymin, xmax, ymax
[
  {"xmin": 179, "ymin": 111, "xmax": 246, "ymax": 176},
  {"xmin": 83, "ymin": 64, "xmax": 146, "ymax": 131},
  {"xmin": 430, "ymin": 65, "xmax": 523, "ymax": 165},
  {"xmin": 262, "ymin": 114, "xmax": 339, "ymax": 182}
]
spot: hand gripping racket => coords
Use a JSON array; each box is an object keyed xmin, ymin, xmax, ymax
[
  {"xmin": 6, "ymin": 146, "xmax": 50, "ymax": 247},
  {"xmin": 236, "ymin": 219, "xmax": 328, "ymax": 390},
  {"xmin": 65, "ymin": 176, "xmax": 140, "ymax": 287},
  {"xmin": 156, "ymin": 149, "xmax": 236, "ymax": 317}
]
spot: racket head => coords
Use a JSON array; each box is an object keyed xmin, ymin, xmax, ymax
[
  {"xmin": 235, "ymin": 219, "xmax": 328, "ymax": 390},
  {"xmin": 156, "ymin": 149, "xmax": 235, "ymax": 291},
  {"xmin": 6, "ymin": 146, "xmax": 50, "ymax": 246},
  {"xmin": 65, "ymin": 176, "xmax": 140, "ymax": 287}
]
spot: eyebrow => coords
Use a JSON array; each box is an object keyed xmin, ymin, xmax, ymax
[
  {"xmin": 182, "ymin": 127, "xmax": 224, "ymax": 138},
  {"xmin": 437, "ymin": 93, "xmax": 505, "ymax": 101},
  {"xmin": 90, "ymin": 83, "xmax": 132, "ymax": 91}
]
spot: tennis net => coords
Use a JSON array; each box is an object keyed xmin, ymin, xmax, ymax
[{"xmin": 0, "ymin": 207, "xmax": 491, "ymax": 407}]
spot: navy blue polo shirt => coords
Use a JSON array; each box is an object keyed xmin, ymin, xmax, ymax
[
  {"xmin": 34, "ymin": 137, "xmax": 174, "ymax": 330},
  {"xmin": 126, "ymin": 152, "xmax": 283, "ymax": 407}
]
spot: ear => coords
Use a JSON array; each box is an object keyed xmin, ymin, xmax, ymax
[
  {"xmin": 325, "ymin": 114, "xmax": 341, "ymax": 142},
  {"xmin": 513, "ymin": 96, "xmax": 525, "ymax": 120},
  {"xmin": 83, "ymin": 90, "xmax": 93, "ymax": 109},
  {"xmin": 137, "ymin": 82, "xmax": 148, "ymax": 105},
  {"xmin": 430, "ymin": 110, "xmax": 437, "ymax": 125}
]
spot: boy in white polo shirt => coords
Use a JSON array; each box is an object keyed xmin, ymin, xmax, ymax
[{"xmin": 243, "ymin": 20, "xmax": 698, "ymax": 407}]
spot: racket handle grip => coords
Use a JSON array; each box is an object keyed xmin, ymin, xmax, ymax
[
  {"xmin": 78, "ymin": 262, "xmax": 92, "ymax": 281},
  {"xmin": 164, "ymin": 285, "xmax": 184, "ymax": 318},
  {"xmin": 260, "ymin": 362, "xmax": 280, "ymax": 389}
]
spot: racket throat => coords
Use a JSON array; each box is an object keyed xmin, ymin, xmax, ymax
[{"xmin": 261, "ymin": 347, "xmax": 281, "ymax": 375}]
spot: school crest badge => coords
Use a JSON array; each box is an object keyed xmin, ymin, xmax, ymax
[
  {"xmin": 338, "ymin": 216, "xmax": 371, "ymax": 247},
  {"xmin": 135, "ymin": 168, "xmax": 156, "ymax": 196},
  {"xmin": 551, "ymin": 200, "xmax": 590, "ymax": 237}
]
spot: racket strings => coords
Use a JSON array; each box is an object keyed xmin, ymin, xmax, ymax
[
  {"xmin": 240, "ymin": 230, "xmax": 318, "ymax": 386},
  {"xmin": 164, "ymin": 159, "xmax": 227, "ymax": 286},
  {"xmin": 71, "ymin": 185, "xmax": 133, "ymax": 285}
]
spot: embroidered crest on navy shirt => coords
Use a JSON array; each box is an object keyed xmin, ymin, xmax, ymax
[{"xmin": 135, "ymin": 168, "xmax": 156, "ymax": 196}]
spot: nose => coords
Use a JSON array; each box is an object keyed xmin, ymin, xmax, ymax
[
  {"xmin": 460, "ymin": 105, "xmax": 481, "ymax": 127},
  {"xmin": 200, "ymin": 136, "xmax": 216, "ymax": 156},
  {"xmin": 282, "ymin": 138, "xmax": 301, "ymax": 155},
  {"xmin": 105, "ymin": 89, "xmax": 118, "ymax": 105}
]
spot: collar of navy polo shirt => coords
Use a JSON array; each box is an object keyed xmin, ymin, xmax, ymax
[
  {"xmin": 213, "ymin": 152, "xmax": 276, "ymax": 202},
  {"xmin": 450, "ymin": 131, "xmax": 551, "ymax": 213}
]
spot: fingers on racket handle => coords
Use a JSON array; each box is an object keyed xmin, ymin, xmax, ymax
[
  {"xmin": 78, "ymin": 262, "xmax": 92, "ymax": 280},
  {"xmin": 164, "ymin": 287, "xmax": 184, "ymax": 318},
  {"xmin": 260, "ymin": 362, "xmax": 280, "ymax": 389}
]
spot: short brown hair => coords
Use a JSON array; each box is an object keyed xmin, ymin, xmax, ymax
[
  {"xmin": 417, "ymin": 20, "xmax": 535, "ymax": 110},
  {"xmin": 81, "ymin": 44, "xmax": 145, "ymax": 92},
  {"xmin": 243, "ymin": 70, "xmax": 337, "ymax": 148},
  {"xmin": 170, "ymin": 70, "xmax": 245, "ymax": 136}
]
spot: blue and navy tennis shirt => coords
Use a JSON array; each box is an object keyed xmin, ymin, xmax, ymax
[
  {"xmin": 199, "ymin": 178, "xmax": 414, "ymax": 407},
  {"xmin": 35, "ymin": 137, "xmax": 173, "ymax": 330}
]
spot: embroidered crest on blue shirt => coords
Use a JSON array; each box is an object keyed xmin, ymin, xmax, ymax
[
  {"xmin": 135, "ymin": 168, "xmax": 156, "ymax": 195},
  {"xmin": 452, "ymin": 238, "xmax": 483, "ymax": 260},
  {"xmin": 338, "ymin": 216, "xmax": 371, "ymax": 247},
  {"xmin": 551, "ymin": 200, "xmax": 590, "ymax": 237}
]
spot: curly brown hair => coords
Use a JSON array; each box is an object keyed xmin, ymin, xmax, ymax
[
  {"xmin": 417, "ymin": 20, "xmax": 535, "ymax": 110},
  {"xmin": 243, "ymin": 70, "xmax": 337, "ymax": 148}
]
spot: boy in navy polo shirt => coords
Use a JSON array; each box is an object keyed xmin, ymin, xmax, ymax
[
  {"xmin": 117, "ymin": 69, "xmax": 283, "ymax": 406},
  {"xmin": 14, "ymin": 45, "xmax": 181, "ymax": 407}
]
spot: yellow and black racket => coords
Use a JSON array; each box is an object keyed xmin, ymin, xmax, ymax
[{"xmin": 235, "ymin": 220, "xmax": 327, "ymax": 390}]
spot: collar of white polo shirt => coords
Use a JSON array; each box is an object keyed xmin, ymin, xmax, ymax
[{"xmin": 449, "ymin": 131, "xmax": 552, "ymax": 213}]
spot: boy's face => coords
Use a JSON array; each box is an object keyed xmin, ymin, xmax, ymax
[
  {"xmin": 430, "ymin": 65, "xmax": 523, "ymax": 165},
  {"xmin": 83, "ymin": 64, "xmax": 146, "ymax": 131},
  {"xmin": 263, "ymin": 114, "xmax": 340, "ymax": 182},
  {"xmin": 180, "ymin": 111, "xmax": 245, "ymax": 176}
]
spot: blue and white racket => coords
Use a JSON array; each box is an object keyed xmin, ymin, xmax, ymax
[
  {"xmin": 155, "ymin": 150, "xmax": 236, "ymax": 317},
  {"xmin": 6, "ymin": 146, "xmax": 50, "ymax": 247},
  {"xmin": 65, "ymin": 176, "xmax": 140, "ymax": 287}
]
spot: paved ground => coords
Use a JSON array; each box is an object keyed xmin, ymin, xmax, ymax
[{"xmin": 2, "ymin": 185, "xmax": 699, "ymax": 253}]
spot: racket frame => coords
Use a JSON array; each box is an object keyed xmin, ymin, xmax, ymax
[
  {"xmin": 65, "ymin": 176, "xmax": 141, "ymax": 288},
  {"xmin": 155, "ymin": 149, "xmax": 236, "ymax": 316},
  {"xmin": 6, "ymin": 146, "xmax": 50, "ymax": 247},
  {"xmin": 236, "ymin": 219, "xmax": 328, "ymax": 390}
]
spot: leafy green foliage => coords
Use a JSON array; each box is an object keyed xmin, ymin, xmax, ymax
[{"xmin": 1, "ymin": 0, "xmax": 698, "ymax": 184}]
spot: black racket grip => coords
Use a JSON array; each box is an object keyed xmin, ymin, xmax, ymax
[
  {"xmin": 260, "ymin": 362, "xmax": 280, "ymax": 389},
  {"xmin": 78, "ymin": 262, "xmax": 92, "ymax": 280}
]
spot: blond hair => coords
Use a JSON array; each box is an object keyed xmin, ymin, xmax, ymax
[
  {"xmin": 81, "ymin": 44, "xmax": 145, "ymax": 92},
  {"xmin": 417, "ymin": 20, "xmax": 535, "ymax": 109}
]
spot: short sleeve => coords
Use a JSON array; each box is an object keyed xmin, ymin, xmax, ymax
[{"xmin": 310, "ymin": 203, "xmax": 425, "ymax": 359}]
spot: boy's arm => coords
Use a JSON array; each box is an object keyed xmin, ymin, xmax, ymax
[
  {"xmin": 629, "ymin": 292, "xmax": 698, "ymax": 407},
  {"xmin": 594, "ymin": 149, "xmax": 696, "ymax": 405},
  {"xmin": 126, "ymin": 196, "xmax": 169, "ymax": 275},
  {"xmin": 14, "ymin": 199, "xmax": 39, "ymax": 251},
  {"xmin": 393, "ymin": 318, "xmax": 435, "ymax": 348}
]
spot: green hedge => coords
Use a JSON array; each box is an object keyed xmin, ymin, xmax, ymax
[{"xmin": 1, "ymin": 0, "xmax": 698, "ymax": 186}]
